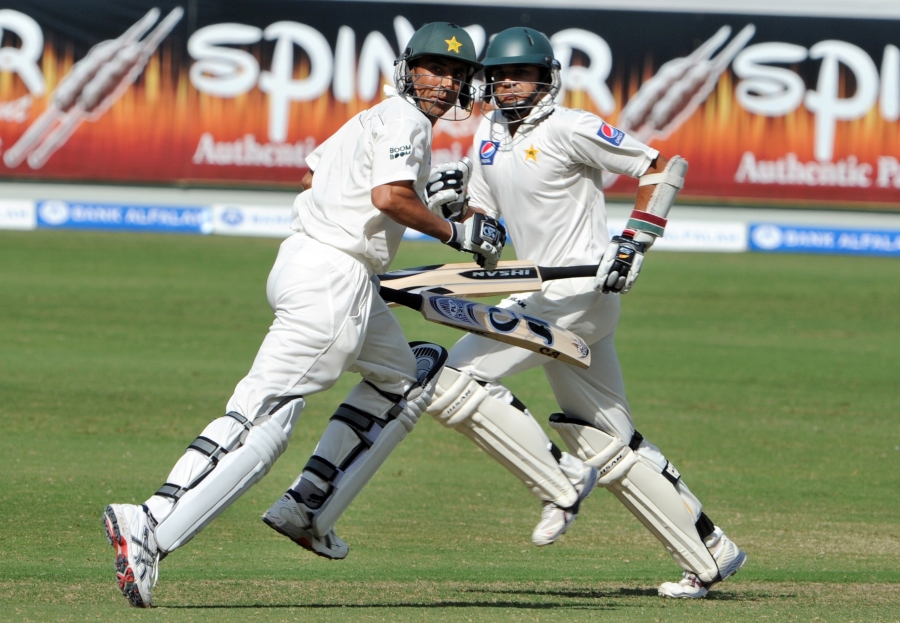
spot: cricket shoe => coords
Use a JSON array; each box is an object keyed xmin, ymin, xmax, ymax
[
  {"xmin": 262, "ymin": 494, "xmax": 349, "ymax": 560},
  {"xmin": 102, "ymin": 503, "xmax": 160, "ymax": 608},
  {"xmin": 531, "ymin": 465, "xmax": 599, "ymax": 546},
  {"xmin": 658, "ymin": 527, "xmax": 747, "ymax": 598}
]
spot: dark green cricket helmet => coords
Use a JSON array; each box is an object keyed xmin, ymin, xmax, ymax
[
  {"xmin": 394, "ymin": 22, "xmax": 483, "ymax": 118},
  {"xmin": 482, "ymin": 27, "xmax": 557, "ymax": 70},
  {"xmin": 403, "ymin": 22, "xmax": 482, "ymax": 70},
  {"xmin": 480, "ymin": 27, "xmax": 561, "ymax": 121}
]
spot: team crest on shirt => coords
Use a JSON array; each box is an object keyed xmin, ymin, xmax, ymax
[
  {"xmin": 480, "ymin": 140, "xmax": 499, "ymax": 165},
  {"xmin": 597, "ymin": 122, "xmax": 626, "ymax": 146}
]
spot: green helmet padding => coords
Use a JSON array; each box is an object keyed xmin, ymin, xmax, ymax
[
  {"xmin": 482, "ymin": 27, "xmax": 556, "ymax": 69},
  {"xmin": 403, "ymin": 22, "xmax": 483, "ymax": 70}
]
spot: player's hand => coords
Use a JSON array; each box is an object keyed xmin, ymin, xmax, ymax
[
  {"xmin": 426, "ymin": 157, "xmax": 472, "ymax": 220},
  {"xmin": 594, "ymin": 235, "xmax": 646, "ymax": 293},
  {"xmin": 445, "ymin": 213, "xmax": 506, "ymax": 270}
]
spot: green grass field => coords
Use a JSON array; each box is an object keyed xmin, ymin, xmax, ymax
[{"xmin": 1, "ymin": 230, "xmax": 899, "ymax": 622}]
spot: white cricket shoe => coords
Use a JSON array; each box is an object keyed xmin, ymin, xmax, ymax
[
  {"xmin": 658, "ymin": 570, "xmax": 710, "ymax": 599},
  {"xmin": 262, "ymin": 494, "xmax": 349, "ymax": 560},
  {"xmin": 658, "ymin": 527, "xmax": 747, "ymax": 598},
  {"xmin": 102, "ymin": 504, "xmax": 159, "ymax": 608},
  {"xmin": 531, "ymin": 466, "xmax": 599, "ymax": 546}
]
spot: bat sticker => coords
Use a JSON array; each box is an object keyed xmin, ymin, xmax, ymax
[
  {"xmin": 487, "ymin": 307, "xmax": 520, "ymax": 333},
  {"xmin": 430, "ymin": 296, "xmax": 479, "ymax": 326}
]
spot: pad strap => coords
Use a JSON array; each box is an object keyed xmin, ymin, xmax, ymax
[
  {"xmin": 638, "ymin": 171, "xmax": 685, "ymax": 188},
  {"xmin": 363, "ymin": 381, "xmax": 405, "ymax": 418},
  {"xmin": 155, "ymin": 411, "xmax": 255, "ymax": 501},
  {"xmin": 307, "ymin": 404, "xmax": 390, "ymax": 488},
  {"xmin": 304, "ymin": 456, "xmax": 341, "ymax": 483}
]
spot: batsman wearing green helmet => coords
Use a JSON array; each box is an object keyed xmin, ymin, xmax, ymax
[
  {"xmin": 102, "ymin": 22, "xmax": 506, "ymax": 608},
  {"xmin": 425, "ymin": 27, "xmax": 747, "ymax": 599}
]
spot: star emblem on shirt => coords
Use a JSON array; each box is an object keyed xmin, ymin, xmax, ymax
[
  {"xmin": 445, "ymin": 36, "xmax": 462, "ymax": 53},
  {"xmin": 525, "ymin": 145, "xmax": 539, "ymax": 162}
]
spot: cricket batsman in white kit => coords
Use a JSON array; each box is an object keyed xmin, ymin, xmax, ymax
[
  {"xmin": 102, "ymin": 23, "xmax": 505, "ymax": 608},
  {"xmin": 424, "ymin": 28, "xmax": 747, "ymax": 599}
]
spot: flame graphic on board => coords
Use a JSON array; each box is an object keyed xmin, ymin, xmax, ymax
[{"xmin": 0, "ymin": 34, "xmax": 897, "ymax": 207}]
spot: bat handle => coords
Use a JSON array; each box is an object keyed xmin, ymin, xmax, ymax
[
  {"xmin": 379, "ymin": 286, "xmax": 424, "ymax": 311},
  {"xmin": 538, "ymin": 265, "xmax": 598, "ymax": 281}
]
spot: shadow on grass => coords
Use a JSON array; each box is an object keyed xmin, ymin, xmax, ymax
[
  {"xmin": 160, "ymin": 601, "xmax": 618, "ymax": 611},
  {"xmin": 468, "ymin": 586, "xmax": 775, "ymax": 602}
]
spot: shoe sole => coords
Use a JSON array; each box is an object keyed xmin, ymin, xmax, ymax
[
  {"xmin": 261, "ymin": 516, "xmax": 347, "ymax": 560},
  {"xmin": 102, "ymin": 506, "xmax": 148, "ymax": 608}
]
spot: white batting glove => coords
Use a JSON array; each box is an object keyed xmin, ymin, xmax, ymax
[
  {"xmin": 594, "ymin": 235, "xmax": 646, "ymax": 293},
  {"xmin": 445, "ymin": 213, "xmax": 506, "ymax": 270},
  {"xmin": 426, "ymin": 157, "xmax": 472, "ymax": 220}
]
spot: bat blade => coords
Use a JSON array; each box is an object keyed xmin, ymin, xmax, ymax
[
  {"xmin": 378, "ymin": 261, "xmax": 597, "ymax": 298},
  {"xmin": 380, "ymin": 286, "xmax": 591, "ymax": 369}
]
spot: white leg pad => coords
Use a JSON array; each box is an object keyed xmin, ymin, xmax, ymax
[
  {"xmin": 307, "ymin": 383, "xmax": 410, "ymax": 536},
  {"xmin": 549, "ymin": 414, "xmax": 718, "ymax": 583},
  {"xmin": 305, "ymin": 342, "xmax": 449, "ymax": 536},
  {"xmin": 153, "ymin": 399, "xmax": 304, "ymax": 552},
  {"xmin": 428, "ymin": 367, "xmax": 578, "ymax": 507}
]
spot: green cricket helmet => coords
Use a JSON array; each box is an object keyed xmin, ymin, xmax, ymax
[
  {"xmin": 481, "ymin": 27, "xmax": 561, "ymax": 121},
  {"xmin": 394, "ymin": 22, "xmax": 483, "ymax": 119}
]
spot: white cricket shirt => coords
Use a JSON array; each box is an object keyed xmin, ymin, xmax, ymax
[
  {"xmin": 292, "ymin": 91, "xmax": 432, "ymax": 274},
  {"xmin": 468, "ymin": 105, "xmax": 658, "ymax": 267}
]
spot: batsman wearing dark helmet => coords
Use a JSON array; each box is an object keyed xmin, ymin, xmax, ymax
[
  {"xmin": 425, "ymin": 27, "xmax": 746, "ymax": 599},
  {"xmin": 102, "ymin": 23, "xmax": 505, "ymax": 608}
]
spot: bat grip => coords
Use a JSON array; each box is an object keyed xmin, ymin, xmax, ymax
[
  {"xmin": 379, "ymin": 286, "xmax": 424, "ymax": 310},
  {"xmin": 538, "ymin": 265, "xmax": 598, "ymax": 281}
]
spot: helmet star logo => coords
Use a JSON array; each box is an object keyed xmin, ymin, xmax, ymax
[
  {"xmin": 525, "ymin": 145, "xmax": 539, "ymax": 162},
  {"xmin": 445, "ymin": 36, "xmax": 463, "ymax": 53}
]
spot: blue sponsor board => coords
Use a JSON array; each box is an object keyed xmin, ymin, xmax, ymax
[
  {"xmin": 749, "ymin": 224, "xmax": 900, "ymax": 256},
  {"xmin": 36, "ymin": 200, "xmax": 212, "ymax": 234}
]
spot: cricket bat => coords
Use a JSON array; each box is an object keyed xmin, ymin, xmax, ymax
[
  {"xmin": 379, "ymin": 286, "xmax": 591, "ymax": 369},
  {"xmin": 378, "ymin": 260, "xmax": 598, "ymax": 298}
]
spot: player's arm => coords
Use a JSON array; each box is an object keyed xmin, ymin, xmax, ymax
[
  {"xmin": 372, "ymin": 181, "xmax": 506, "ymax": 269},
  {"xmin": 373, "ymin": 181, "xmax": 453, "ymax": 240},
  {"xmin": 593, "ymin": 151, "xmax": 687, "ymax": 293},
  {"xmin": 566, "ymin": 113, "xmax": 687, "ymax": 293}
]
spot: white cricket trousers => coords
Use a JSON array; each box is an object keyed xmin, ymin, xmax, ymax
[
  {"xmin": 227, "ymin": 233, "xmax": 417, "ymax": 420},
  {"xmin": 446, "ymin": 276, "xmax": 635, "ymax": 441}
]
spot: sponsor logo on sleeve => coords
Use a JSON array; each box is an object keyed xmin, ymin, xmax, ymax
[
  {"xmin": 479, "ymin": 140, "xmax": 499, "ymax": 165},
  {"xmin": 390, "ymin": 144, "xmax": 412, "ymax": 160},
  {"xmin": 597, "ymin": 122, "xmax": 626, "ymax": 146}
]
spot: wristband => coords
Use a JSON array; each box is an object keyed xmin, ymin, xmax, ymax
[{"xmin": 625, "ymin": 209, "xmax": 667, "ymax": 239}]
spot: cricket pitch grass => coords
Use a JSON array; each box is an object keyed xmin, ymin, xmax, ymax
[{"xmin": 1, "ymin": 230, "xmax": 898, "ymax": 622}]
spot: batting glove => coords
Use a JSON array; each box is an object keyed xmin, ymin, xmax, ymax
[
  {"xmin": 594, "ymin": 235, "xmax": 646, "ymax": 293},
  {"xmin": 426, "ymin": 158, "xmax": 472, "ymax": 221},
  {"xmin": 445, "ymin": 213, "xmax": 506, "ymax": 270}
]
